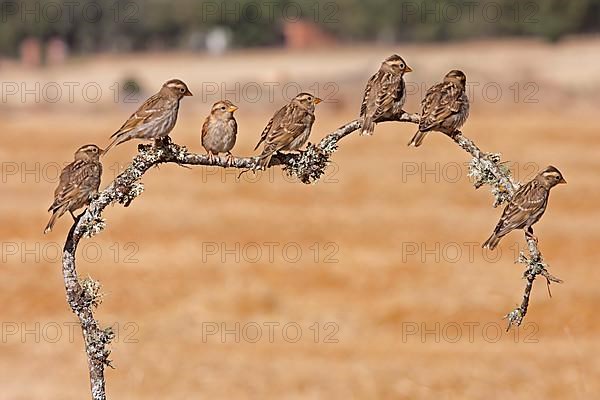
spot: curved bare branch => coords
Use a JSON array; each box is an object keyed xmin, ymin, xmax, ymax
[{"xmin": 60, "ymin": 110, "xmax": 560, "ymax": 399}]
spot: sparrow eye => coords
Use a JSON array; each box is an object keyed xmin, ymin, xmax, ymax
[
  {"xmin": 400, "ymin": 63, "xmax": 405, "ymax": 68},
  {"xmin": 221, "ymin": 106, "xmax": 226, "ymax": 110},
  {"xmin": 179, "ymin": 88, "xmax": 185, "ymax": 93}
]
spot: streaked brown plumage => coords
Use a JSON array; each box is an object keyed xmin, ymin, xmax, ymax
[
  {"xmin": 360, "ymin": 54, "xmax": 412, "ymax": 135},
  {"xmin": 254, "ymin": 92, "xmax": 322, "ymax": 169},
  {"xmin": 201, "ymin": 100, "xmax": 238, "ymax": 165},
  {"xmin": 482, "ymin": 166, "xmax": 566, "ymax": 250},
  {"xmin": 408, "ymin": 69, "xmax": 469, "ymax": 147},
  {"xmin": 105, "ymin": 79, "xmax": 192, "ymax": 153},
  {"xmin": 44, "ymin": 144, "xmax": 103, "ymax": 234}
]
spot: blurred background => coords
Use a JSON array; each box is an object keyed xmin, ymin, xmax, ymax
[{"xmin": 1, "ymin": 1, "xmax": 600, "ymax": 399}]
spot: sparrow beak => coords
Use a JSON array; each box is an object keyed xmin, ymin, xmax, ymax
[
  {"xmin": 404, "ymin": 65, "xmax": 413, "ymax": 73},
  {"xmin": 314, "ymin": 97, "xmax": 323, "ymax": 104},
  {"xmin": 228, "ymin": 105, "xmax": 238, "ymax": 113},
  {"xmin": 98, "ymin": 148, "xmax": 106, "ymax": 156},
  {"xmin": 185, "ymin": 90, "xmax": 193, "ymax": 96},
  {"xmin": 559, "ymin": 177, "xmax": 567, "ymax": 184}
]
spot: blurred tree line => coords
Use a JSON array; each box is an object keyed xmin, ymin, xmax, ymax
[{"xmin": 0, "ymin": 0, "xmax": 598, "ymax": 56}]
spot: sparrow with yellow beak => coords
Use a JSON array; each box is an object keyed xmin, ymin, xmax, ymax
[{"xmin": 201, "ymin": 100, "xmax": 239, "ymax": 165}]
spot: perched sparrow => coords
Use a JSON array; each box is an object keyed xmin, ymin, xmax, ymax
[
  {"xmin": 254, "ymin": 92, "xmax": 322, "ymax": 169},
  {"xmin": 44, "ymin": 144, "xmax": 103, "ymax": 234},
  {"xmin": 360, "ymin": 54, "xmax": 412, "ymax": 135},
  {"xmin": 201, "ymin": 100, "xmax": 238, "ymax": 165},
  {"xmin": 408, "ymin": 70, "xmax": 469, "ymax": 147},
  {"xmin": 105, "ymin": 79, "xmax": 192, "ymax": 152},
  {"xmin": 482, "ymin": 166, "xmax": 566, "ymax": 250}
]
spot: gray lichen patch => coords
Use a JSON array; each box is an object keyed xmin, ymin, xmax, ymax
[
  {"xmin": 79, "ymin": 276, "xmax": 104, "ymax": 308},
  {"xmin": 79, "ymin": 215, "xmax": 106, "ymax": 239},
  {"xmin": 284, "ymin": 141, "xmax": 338, "ymax": 184},
  {"xmin": 467, "ymin": 153, "xmax": 519, "ymax": 207}
]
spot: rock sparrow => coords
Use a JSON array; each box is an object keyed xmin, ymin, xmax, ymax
[
  {"xmin": 360, "ymin": 54, "xmax": 412, "ymax": 135},
  {"xmin": 408, "ymin": 69, "xmax": 469, "ymax": 147},
  {"xmin": 482, "ymin": 166, "xmax": 566, "ymax": 250},
  {"xmin": 201, "ymin": 100, "xmax": 238, "ymax": 165},
  {"xmin": 254, "ymin": 92, "xmax": 322, "ymax": 169},
  {"xmin": 105, "ymin": 79, "xmax": 192, "ymax": 152},
  {"xmin": 44, "ymin": 144, "xmax": 103, "ymax": 234}
]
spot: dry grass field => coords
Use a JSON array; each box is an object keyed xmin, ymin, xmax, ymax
[{"xmin": 1, "ymin": 38, "xmax": 600, "ymax": 399}]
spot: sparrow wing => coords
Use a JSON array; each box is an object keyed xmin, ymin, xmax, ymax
[
  {"xmin": 372, "ymin": 72, "xmax": 400, "ymax": 121},
  {"xmin": 51, "ymin": 162, "xmax": 76, "ymax": 203},
  {"xmin": 419, "ymin": 82, "xmax": 463, "ymax": 131},
  {"xmin": 229, "ymin": 117, "xmax": 238, "ymax": 136},
  {"xmin": 361, "ymin": 70, "xmax": 399, "ymax": 121},
  {"xmin": 254, "ymin": 104, "xmax": 287, "ymax": 151},
  {"xmin": 201, "ymin": 115, "xmax": 211, "ymax": 141},
  {"xmin": 110, "ymin": 93, "xmax": 167, "ymax": 138},
  {"xmin": 360, "ymin": 71, "xmax": 379, "ymax": 117}
]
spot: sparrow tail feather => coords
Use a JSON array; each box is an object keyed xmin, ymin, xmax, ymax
[
  {"xmin": 360, "ymin": 117, "xmax": 375, "ymax": 136},
  {"xmin": 44, "ymin": 212, "xmax": 58, "ymax": 234},
  {"xmin": 103, "ymin": 135, "xmax": 124, "ymax": 154},
  {"xmin": 408, "ymin": 130, "xmax": 427, "ymax": 147},
  {"xmin": 257, "ymin": 153, "xmax": 273, "ymax": 170},
  {"xmin": 482, "ymin": 234, "xmax": 501, "ymax": 250}
]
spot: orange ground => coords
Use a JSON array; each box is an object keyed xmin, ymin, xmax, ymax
[{"xmin": 1, "ymin": 39, "xmax": 599, "ymax": 399}]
